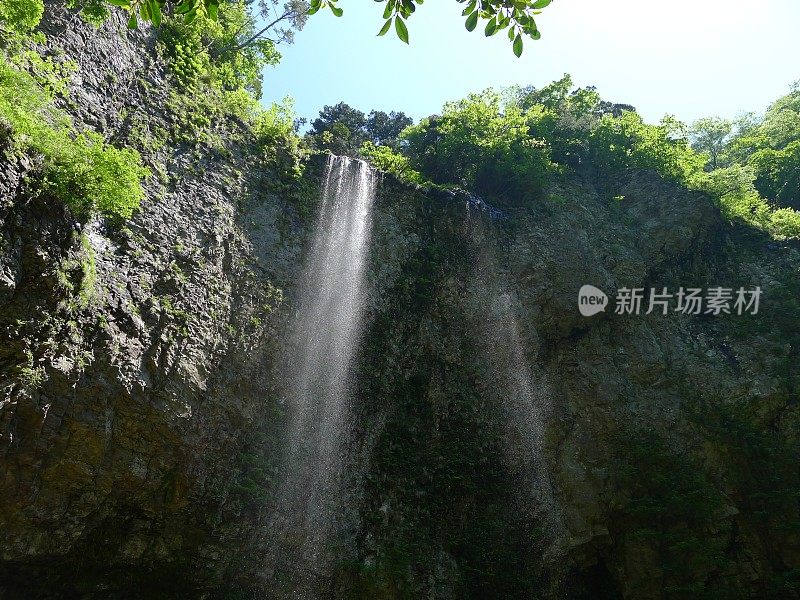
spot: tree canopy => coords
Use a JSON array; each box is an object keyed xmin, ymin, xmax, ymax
[
  {"xmin": 310, "ymin": 102, "xmax": 412, "ymax": 154},
  {"xmin": 725, "ymin": 85, "xmax": 800, "ymax": 209},
  {"xmin": 684, "ymin": 85, "xmax": 800, "ymax": 210},
  {"xmin": 325, "ymin": 75, "xmax": 800, "ymax": 239},
  {"xmin": 689, "ymin": 117, "xmax": 732, "ymax": 170}
]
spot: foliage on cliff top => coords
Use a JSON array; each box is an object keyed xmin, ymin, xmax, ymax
[
  {"xmin": 341, "ymin": 75, "xmax": 800, "ymax": 238},
  {"xmin": 359, "ymin": 141, "xmax": 424, "ymax": 185},
  {"xmin": 401, "ymin": 89, "xmax": 555, "ymax": 201},
  {"xmin": 309, "ymin": 103, "xmax": 412, "ymax": 155},
  {"xmin": 691, "ymin": 84, "xmax": 800, "ymax": 212}
]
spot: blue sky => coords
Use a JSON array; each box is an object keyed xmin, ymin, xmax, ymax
[{"xmin": 261, "ymin": 0, "xmax": 800, "ymax": 127}]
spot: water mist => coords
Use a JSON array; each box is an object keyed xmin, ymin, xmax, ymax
[{"xmin": 270, "ymin": 155, "xmax": 377, "ymax": 591}]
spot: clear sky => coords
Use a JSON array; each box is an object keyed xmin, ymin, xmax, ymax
[{"xmin": 261, "ymin": 0, "xmax": 800, "ymax": 127}]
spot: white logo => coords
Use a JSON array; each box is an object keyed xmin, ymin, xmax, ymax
[
  {"xmin": 578, "ymin": 285, "xmax": 608, "ymax": 317},
  {"xmin": 577, "ymin": 285, "xmax": 762, "ymax": 316}
]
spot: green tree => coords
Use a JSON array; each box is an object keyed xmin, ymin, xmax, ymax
[
  {"xmin": 365, "ymin": 109, "xmax": 412, "ymax": 149},
  {"xmin": 514, "ymin": 75, "xmax": 637, "ymax": 169},
  {"xmin": 517, "ymin": 75, "xmax": 606, "ymax": 167},
  {"xmin": 157, "ymin": 0, "xmax": 283, "ymax": 97},
  {"xmin": 309, "ymin": 102, "xmax": 367, "ymax": 154},
  {"xmin": 401, "ymin": 90, "xmax": 553, "ymax": 200},
  {"xmin": 309, "ymin": 103, "xmax": 412, "ymax": 154},
  {"xmin": 589, "ymin": 111, "xmax": 705, "ymax": 184},
  {"xmin": 689, "ymin": 116, "xmax": 732, "ymax": 170},
  {"xmin": 359, "ymin": 140, "xmax": 424, "ymax": 183},
  {"xmin": 722, "ymin": 85, "xmax": 800, "ymax": 207},
  {"xmin": 749, "ymin": 140, "xmax": 800, "ymax": 209},
  {"xmin": 690, "ymin": 165, "xmax": 772, "ymax": 230}
]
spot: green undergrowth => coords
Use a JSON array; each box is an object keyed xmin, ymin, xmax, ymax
[
  {"xmin": 151, "ymin": 1, "xmax": 306, "ymax": 181},
  {"xmin": 689, "ymin": 165, "xmax": 800, "ymax": 239},
  {"xmin": 0, "ymin": 4, "xmax": 149, "ymax": 222},
  {"xmin": 587, "ymin": 109, "xmax": 800, "ymax": 238},
  {"xmin": 359, "ymin": 140, "xmax": 426, "ymax": 184}
]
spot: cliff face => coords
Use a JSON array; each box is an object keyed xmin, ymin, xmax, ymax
[
  {"xmin": 349, "ymin": 172, "xmax": 800, "ymax": 599},
  {"xmin": 0, "ymin": 4, "xmax": 305, "ymax": 594},
  {"xmin": 2, "ymin": 6, "xmax": 800, "ymax": 600}
]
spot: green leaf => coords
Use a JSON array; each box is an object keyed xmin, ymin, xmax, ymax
[
  {"xmin": 394, "ymin": 15, "xmax": 409, "ymax": 43},
  {"xmin": 127, "ymin": 11, "xmax": 137, "ymax": 28},
  {"xmin": 462, "ymin": 0, "xmax": 476, "ymax": 15},
  {"xmin": 150, "ymin": 0, "xmax": 161, "ymax": 26},
  {"xmin": 531, "ymin": 28, "xmax": 541, "ymax": 40},
  {"xmin": 464, "ymin": 9, "xmax": 478, "ymax": 31},
  {"xmin": 106, "ymin": 0, "xmax": 130, "ymax": 7},
  {"xmin": 205, "ymin": 0, "xmax": 218, "ymax": 20},
  {"xmin": 484, "ymin": 17, "xmax": 497, "ymax": 36},
  {"xmin": 330, "ymin": 4, "xmax": 343, "ymax": 16},
  {"xmin": 531, "ymin": 0, "xmax": 552, "ymax": 8},
  {"xmin": 175, "ymin": 0, "xmax": 193, "ymax": 15},
  {"xmin": 377, "ymin": 18, "xmax": 392, "ymax": 36},
  {"xmin": 382, "ymin": 0, "xmax": 394, "ymax": 19},
  {"xmin": 513, "ymin": 33, "xmax": 523, "ymax": 57}
]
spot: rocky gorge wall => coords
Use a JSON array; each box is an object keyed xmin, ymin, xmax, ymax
[
  {"xmin": 343, "ymin": 169, "xmax": 800, "ymax": 599},
  {"xmin": 0, "ymin": 3, "xmax": 308, "ymax": 595},
  {"xmin": 2, "ymin": 5, "xmax": 800, "ymax": 599}
]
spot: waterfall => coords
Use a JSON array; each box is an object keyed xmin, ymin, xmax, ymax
[
  {"xmin": 271, "ymin": 154, "xmax": 377, "ymax": 590},
  {"xmin": 466, "ymin": 218, "xmax": 567, "ymax": 568}
]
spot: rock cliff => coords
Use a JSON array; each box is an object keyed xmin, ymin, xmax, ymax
[{"xmin": 1, "ymin": 5, "xmax": 799, "ymax": 599}]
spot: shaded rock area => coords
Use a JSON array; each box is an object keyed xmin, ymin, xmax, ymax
[
  {"xmin": 1, "ymin": 4, "xmax": 306, "ymax": 596},
  {"xmin": 2, "ymin": 4, "xmax": 800, "ymax": 599},
  {"xmin": 340, "ymin": 170, "xmax": 800, "ymax": 599}
]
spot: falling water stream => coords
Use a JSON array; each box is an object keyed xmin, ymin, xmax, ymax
[
  {"xmin": 272, "ymin": 154, "xmax": 377, "ymax": 591},
  {"xmin": 466, "ymin": 213, "xmax": 567, "ymax": 572},
  {"xmin": 268, "ymin": 158, "xmax": 562, "ymax": 594}
]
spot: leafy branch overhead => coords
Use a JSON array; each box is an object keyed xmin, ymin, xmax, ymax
[
  {"xmin": 375, "ymin": 0, "xmax": 553, "ymax": 55},
  {"xmin": 115, "ymin": 0, "xmax": 553, "ymax": 56}
]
